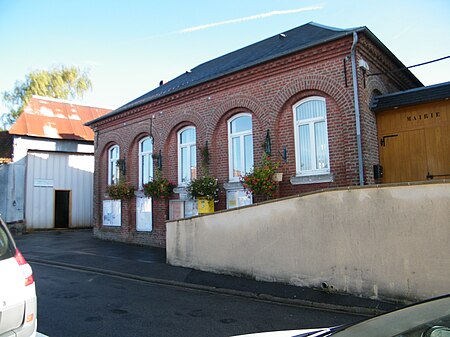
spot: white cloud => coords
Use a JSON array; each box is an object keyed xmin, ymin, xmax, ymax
[{"xmin": 179, "ymin": 6, "xmax": 324, "ymax": 33}]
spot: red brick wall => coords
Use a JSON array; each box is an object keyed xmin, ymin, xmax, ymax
[{"xmin": 91, "ymin": 33, "xmax": 419, "ymax": 247}]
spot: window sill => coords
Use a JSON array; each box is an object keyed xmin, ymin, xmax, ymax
[
  {"xmin": 173, "ymin": 186, "xmax": 187, "ymax": 193},
  {"xmin": 135, "ymin": 190, "xmax": 145, "ymax": 198},
  {"xmin": 290, "ymin": 173, "xmax": 334, "ymax": 185},
  {"xmin": 173, "ymin": 186, "xmax": 191, "ymax": 200},
  {"xmin": 223, "ymin": 181, "xmax": 243, "ymax": 190}
]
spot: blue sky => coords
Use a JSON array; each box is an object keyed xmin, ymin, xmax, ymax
[{"xmin": 0, "ymin": 0, "xmax": 449, "ymax": 115}]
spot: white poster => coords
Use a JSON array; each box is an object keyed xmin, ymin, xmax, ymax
[
  {"xmin": 136, "ymin": 197, "xmax": 152, "ymax": 232},
  {"xmin": 227, "ymin": 189, "xmax": 252, "ymax": 209},
  {"xmin": 184, "ymin": 200, "xmax": 198, "ymax": 218},
  {"xmin": 103, "ymin": 200, "xmax": 121, "ymax": 226}
]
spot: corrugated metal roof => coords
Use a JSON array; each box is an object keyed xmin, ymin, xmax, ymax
[
  {"xmin": 371, "ymin": 81, "xmax": 450, "ymax": 111},
  {"xmin": 87, "ymin": 22, "xmax": 422, "ymax": 126},
  {"xmin": 9, "ymin": 96, "xmax": 112, "ymax": 141}
]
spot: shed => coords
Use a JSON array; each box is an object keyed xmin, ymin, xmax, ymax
[{"xmin": 1, "ymin": 96, "xmax": 111, "ymax": 230}]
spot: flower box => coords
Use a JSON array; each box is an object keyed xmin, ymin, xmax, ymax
[
  {"xmin": 197, "ymin": 197, "xmax": 214, "ymax": 214},
  {"xmin": 272, "ymin": 172, "xmax": 283, "ymax": 182}
]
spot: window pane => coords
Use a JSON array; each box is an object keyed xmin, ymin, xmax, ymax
[
  {"xmin": 296, "ymin": 99, "xmax": 325, "ymax": 121},
  {"xmin": 141, "ymin": 138, "xmax": 152, "ymax": 153},
  {"xmin": 178, "ymin": 128, "xmax": 196, "ymax": 185},
  {"xmin": 140, "ymin": 139, "xmax": 152, "ymax": 186},
  {"xmin": 141, "ymin": 154, "xmax": 152, "ymax": 185},
  {"xmin": 244, "ymin": 134, "xmax": 253, "ymax": 174},
  {"xmin": 109, "ymin": 163, "xmax": 113, "ymax": 183},
  {"xmin": 231, "ymin": 116, "xmax": 252, "ymax": 133},
  {"xmin": 232, "ymin": 137, "xmax": 242, "ymax": 177},
  {"xmin": 110, "ymin": 146, "xmax": 119, "ymax": 160},
  {"xmin": 112, "ymin": 163, "xmax": 120, "ymax": 184},
  {"xmin": 181, "ymin": 147, "xmax": 189, "ymax": 183},
  {"xmin": 141, "ymin": 155, "xmax": 147, "ymax": 184},
  {"xmin": 109, "ymin": 146, "xmax": 119, "ymax": 184},
  {"xmin": 315, "ymin": 122, "xmax": 329, "ymax": 169},
  {"xmin": 190, "ymin": 146, "xmax": 197, "ymax": 180},
  {"xmin": 180, "ymin": 128, "xmax": 196, "ymax": 144},
  {"xmin": 299, "ymin": 124, "xmax": 311, "ymax": 171}
]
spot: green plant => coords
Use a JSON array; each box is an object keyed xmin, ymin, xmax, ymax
[
  {"xmin": 241, "ymin": 154, "xmax": 280, "ymax": 199},
  {"xmin": 143, "ymin": 169, "xmax": 176, "ymax": 199},
  {"xmin": 106, "ymin": 180, "xmax": 135, "ymax": 200},
  {"xmin": 187, "ymin": 175, "xmax": 219, "ymax": 201}
]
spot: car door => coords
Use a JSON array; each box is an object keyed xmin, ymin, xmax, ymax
[{"xmin": 0, "ymin": 223, "xmax": 26, "ymax": 335}]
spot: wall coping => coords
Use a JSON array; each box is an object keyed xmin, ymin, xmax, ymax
[{"xmin": 166, "ymin": 180, "xmax": 449, "ymax": 224}]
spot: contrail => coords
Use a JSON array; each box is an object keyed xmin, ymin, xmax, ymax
[{"xmin": 180, "ymin": 5, "xmax": 324, "ymax": 33}]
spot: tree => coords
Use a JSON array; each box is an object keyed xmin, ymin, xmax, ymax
[{"xmin": 1, "ymin": 65, "xmax": 92, "ymax": 128}]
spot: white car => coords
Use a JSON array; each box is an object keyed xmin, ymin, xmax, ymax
[
  {"xmin": 232, "ymin": 295, "xmax": 450, "ymax": 337},
  {"xmin": 0, "ymin": 217, "xmax": 37, "ymax": 337}
]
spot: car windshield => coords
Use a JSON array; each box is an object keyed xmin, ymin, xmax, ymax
[{"xmin": 315, "ymin": 296, "xmax": 450, "ymax": 337}]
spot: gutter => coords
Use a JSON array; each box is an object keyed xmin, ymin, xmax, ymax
[{"xmin": 351, "ymin": 32, "xmax": 364, "ymax": 186}]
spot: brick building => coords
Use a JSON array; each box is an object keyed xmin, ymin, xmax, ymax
[{"xmin": 86, "ymin": 22, "xmax": 421, "ymax": 247}]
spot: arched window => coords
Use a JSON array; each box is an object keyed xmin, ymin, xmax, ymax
[
  {"xmin": 108, "ymin": 145, "xmax": 120, "ymax": 185},
  {"xmin": 178, "ymin": 126, "xmax": 196, "ymax": 185},
  {"xmin": 228, "ymin": 113, "xmax": 253, "ymax": 181},
  {"xmin": 293, "ymin": 97, "xmax": 330, "ymax": 176},
  {"xmin": 139, "ymin": 137, "xmax": 153, "ymax": 189}
]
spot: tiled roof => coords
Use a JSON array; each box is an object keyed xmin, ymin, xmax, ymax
[
  {"xmin": 0, "ymin": 131, "xmax": 13, "ymax": 163},
  {"xmin": 371, "ymin": 81, "xmax": 450, "ymax": 111},
  {"xmin": 9, "ymin": 96, "xmax": 112, "ymax": 141},
  {"xmin": 87, "ymin": 22, "xmax": 422, "ymax": 126}
]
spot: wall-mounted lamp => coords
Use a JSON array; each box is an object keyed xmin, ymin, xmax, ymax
[
  {"xmin": 359, "ymin": 59, "xmax": 369, "ymax": 89},
  {"xmin": 279, "ymin": 146, "xmax": 288, "ymax": 163},
  {"xmin": 152, "ymin": 150, "xmax": 163, "ymax": 170},
  {"xmin": 264, "ymin": 129, "xmax": 272, "ymax": 155},
  {"xmin": 157, "ymin": 149, "xmax": 162, "ymax": 170}
]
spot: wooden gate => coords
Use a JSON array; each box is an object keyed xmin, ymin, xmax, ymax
[{"xmin": 377, "ymin": 100, "xmax": 449, "ymax": 183}]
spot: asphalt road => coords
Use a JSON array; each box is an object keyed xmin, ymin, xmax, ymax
[{"xmin": 33, "ymin": 261, "xmax": 364, "ymax": 337}]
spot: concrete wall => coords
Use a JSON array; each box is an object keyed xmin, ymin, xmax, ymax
[{"xmin": 167, "ymin": 182, "xmax": 450, "ymax": 303}]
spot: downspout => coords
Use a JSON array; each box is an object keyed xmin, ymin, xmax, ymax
[{"xmin": 351, "ymin": 32, "xmax": 364, "ymax": 186}]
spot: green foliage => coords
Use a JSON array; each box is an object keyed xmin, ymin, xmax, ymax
[
  {"xmin": 106, "ymin": 180, "xmax": 135, "ymax": 200},
  {"xmin": 143, "ymin": 169, "xmax": 176, "ymax": 199},
  {"xmin": 241, "ymin": 154, "xmax": 279, "ymax": 199},
  {"xmin": 187, "ymin": 175, "xmax": 219, "ymax": 201},
  {"xmin": 2, "ymin": 64, "xmax": 92, "ymax": 127}
]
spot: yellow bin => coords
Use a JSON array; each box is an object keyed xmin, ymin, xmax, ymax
[{"xmin": 197, "ymin": 198, "xmax": 214, "ymax": 214}]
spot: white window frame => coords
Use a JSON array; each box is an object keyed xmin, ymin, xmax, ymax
[
  {"xmin": 177, "ymin": 126, "xmax": 196, "ymax": 186},
  {"xmin": 227, "ymin": 113, "xmax": 254, "ymax": 182},
  {"xmin": 138, "ymin": 137, "xmax": 153, "ymax": 189},
  {"xmin": 293, "ymin": 96, "xmax": 330, "ymax": 176},
  {"xmin": 107, "ymin": 145, "xmax": 120, "ymax": 185}
]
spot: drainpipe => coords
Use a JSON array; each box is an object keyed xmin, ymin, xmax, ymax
[{"xmin": 351, "ymin": 32, "xmax": 364, "ymax": 186}]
